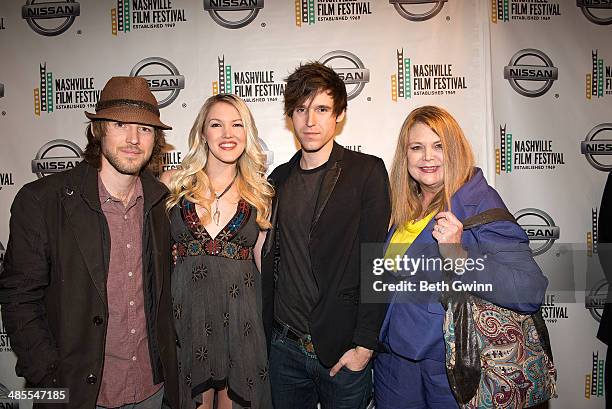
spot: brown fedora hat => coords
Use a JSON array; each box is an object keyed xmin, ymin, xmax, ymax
[{"xmin": 85, "ymin": 76, "xmax": 172, "ymax": 130}]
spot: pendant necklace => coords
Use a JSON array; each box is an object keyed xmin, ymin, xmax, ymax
[{"xmin": 213, "ymin": 173, "xmax": 238, "ymax": 226}]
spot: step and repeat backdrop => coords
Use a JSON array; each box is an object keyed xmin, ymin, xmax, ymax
[{"xmin": 0, "ymin": 0, "xmax": 609, "ymax": 407}]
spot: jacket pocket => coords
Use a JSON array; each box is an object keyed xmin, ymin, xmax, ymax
[{"xmin": 337, "ymin": 286, "xmax": 360, "ymax": 306}]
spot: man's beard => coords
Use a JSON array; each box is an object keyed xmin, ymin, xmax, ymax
[{"xmin": 102, "ymin": 146, "xmax": 150, "ymax": 175}]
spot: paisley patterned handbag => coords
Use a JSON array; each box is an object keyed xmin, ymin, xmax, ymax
[{"xmin": 441, "ymin": 209, "xmax": 557, "ymax": 408}]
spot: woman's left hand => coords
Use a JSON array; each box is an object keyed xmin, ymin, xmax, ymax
[{"xmin": 433, "ymin": 211, "xmax": 467, "ymax": 260}]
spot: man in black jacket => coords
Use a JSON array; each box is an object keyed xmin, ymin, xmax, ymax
[
  {"xmin": 0, "ymin": 77, "xmax": 179, "ymax": 409},
  {"xmin": 261, "ymin": 63, "xmax": 391, "ymax": 408}
]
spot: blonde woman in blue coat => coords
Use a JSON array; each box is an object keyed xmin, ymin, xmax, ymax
[{"xmin": 374, "ymin": 106, "xmax": 548, "ymax": 409}]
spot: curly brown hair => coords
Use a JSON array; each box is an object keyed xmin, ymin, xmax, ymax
[{"xmin": 83, "ymin": 120, "xmax": 168, "ymax": 173}]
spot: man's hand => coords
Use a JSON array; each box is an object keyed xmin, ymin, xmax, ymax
[{"xmin": 329, "ymin": 346, "xmax": 373, "ymax": 376}]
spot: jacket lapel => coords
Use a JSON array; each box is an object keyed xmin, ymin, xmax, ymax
[
  {"xmin": 61, "ymin": 163, "xmax": 108, "ymax": 304},
  {"xmin": 262, "ymin": 151, "xmax": 301, "ymax": 258},
  {"xmin": 311, "ymin": 142, "xmax": 344, "ymax": 233},
  {"xmin": 140, "ymin": 170, "xmax": 168, "ymax": 304}
]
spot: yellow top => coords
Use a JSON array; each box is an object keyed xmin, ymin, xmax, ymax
[{"xmin": 384, "ymin": 212, "xmax": 435, "ymax": 264}]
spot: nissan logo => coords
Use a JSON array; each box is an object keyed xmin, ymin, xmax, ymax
[
  {"xmin": 514, "ymin": 208, "xmax": 560, "ymax": 256},
  {"xmin": 31, "ymin": 139, "xmax": 83, "ymax": 179},
  {"xmin": 504, "ymin": 49, "xmax": 558, "ymax": 98},
  {"xmin": 203, "ymin": 0, "xmax": 264, "ymax": 29},
  {"xmin": 319, "ymin": 50, "xmax": 370, "ymax": 101},
  {"xmin": 130, "ymin": 57, "xmax": 185, "ymax": 108},
  {"xmin": 581, "ymin": 123, "xmax": 612, "ymax": 172},
  {"xmin": 21, "ymin": 0, "xmax": 80, "ymax": 36}
]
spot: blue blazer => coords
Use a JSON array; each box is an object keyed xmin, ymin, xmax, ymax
[{"xmin": 378, "ymin": 168, "xmax": 548, "ymax": 362}]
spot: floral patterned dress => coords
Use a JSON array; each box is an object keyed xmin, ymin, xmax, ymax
[{"xmin": 171, "ymin": 199, "xmax": 271, "ymax": 408}]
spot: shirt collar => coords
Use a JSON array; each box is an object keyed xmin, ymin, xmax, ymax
[{"xmin": 98, "ymin": 172, "xmax": 144, "ymax": 208}]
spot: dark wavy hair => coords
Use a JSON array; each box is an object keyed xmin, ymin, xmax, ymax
[
  {"xmin": 83, "ymin": 120, "xmax": 167, "ymax": 173},
  {"xmin": 284, "ymin": 62, "xmax": 347, "ymax": 118}
]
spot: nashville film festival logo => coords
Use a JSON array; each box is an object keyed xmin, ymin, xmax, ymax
[
  {"xmin": 577, "ymin": 0, "xmax": 612, "ymax": 25},
  {"xmin": 514, "ymin": 208, "xmax": 560, "ymax": 256},
  {"xmin": 21, "ymin": 0, "xmax": 80, "ymax": 36},
  {"xmin": 490, "ymin": 0, "xmax": 560, "ymax": 23},
  {"xmin": 391, "ymin": 48, "xmax": 467, "ymax": 101},
  {"xmin": 504, "ymin": 48, "xmax": 558, "ymax": 98},
  {"xmin": 130, "ymin": 57, "xmax": 185, "ymax": 108},
  {"xmin": 389, "ymin": 0, "xmax": 447, "ymax": 21},
  {"xmin": 111, "ymin": 0, "xmax": 186, "ymax": 35},
  {"xmin": 203, "ymin": 0, "xmax": 264, "ymax": 29},
  {"xmin": 0, "ymin": 171, "xmax": 14, "ymax": 191},
  {"xmin": 581, "ymin": 123, "xmax": 612, "ymax": 172},
  {"xmin": 33, "ymin": 63, "xmax": 100, "ymax": 115},
  {"xmin": 294, "ymin": 0, "xmax": 372, "ymax": 26},
  {"xmin": 495, "ymin": 124, "xmax": 565, "ymax": 173},
  {"xmin": 541, "ymin": 293, "xmax": 568, "ymax": 325},
  {"xmin": 585, "ymin": 352, "xmax": 605, "ymax": 399},
  {"xmin": 162, "ymin": 150, "xmax": 182, "ymax": 172},
  {"xmin": 320, "ymin": 50, "xmax": 369, "ymax": 101},
  {"xmin": 31, "ymin": 139, "xmax": 83, "ymax": 178},
  {"xmin": 212, "ymin": 56, "xmax": 285, "ymax": 103},
  {"xmin": 586, "ymin": 49, "xmax": 612, "ymax": 100}
]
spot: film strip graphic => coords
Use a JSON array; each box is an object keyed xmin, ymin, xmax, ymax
[
  {"xmin": 295, "ymin": 0, "xmax": 315, "ymax": 26},
  {"xmin": 212, "ymin": 56, "xmax": 232, "ymax": 95},
  {"xmin": 491, "ymin": 0, "xmax": 509, "ymax": 23},
  {"xmin": 34, "ymin": 63, "xmax": 53, "ymax": 116},
  {"xmin": 585, "ymin": 352, "xmax": 605, "ymax": 399},
  {"xmin": 495, "ymin": 125, "xmax": 512, "ymax": 174},
  {"xmin": 588, "ymin": 208, "xmax": 598, "ymax": 257},
  {"xmin": 586, "ymin": 50, "xmax": 604, "ymax": 100},
  {"xmin": 111, "ymin": 0, "xmax": 131, "ymax": 35},
  {"xmin": 391, "ymin": 49, "xmax": 411, "ymax": 101}
]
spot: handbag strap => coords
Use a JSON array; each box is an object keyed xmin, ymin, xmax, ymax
[
  {"xmin": 462, "ymin": 208, "xmax": 516, "ymax": 230},
  {"xmin": 457, "ymin": 207, "xmax": 555, "ymax": 364}
]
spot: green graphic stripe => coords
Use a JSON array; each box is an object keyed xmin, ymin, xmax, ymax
[
  {"xmin": 225, "ymin": 66, "xmax": 232, "ymax": 94},
  {"xmin": 308, "ymin": 0, "xmax": 315, "ymax": 24},
  {"xmin": 117, "ymin": 0, "xmax": 123, "ymax": 32},
  {"xmin": 503, "ymin": 0, "xmax": 509, "ymax": 21},
  {"xmin": 404, "ymin": 58, "xmax": 411, "ymax": 98},
  {"xmin": 124, "ymin": 0, "xmax": 130, "ymax": 32},
  {"xmin": 46, "ymin": 72, "xmax": 53, "ymax": 113},
  {"xmin": 598, "ymin": 59, "xmax": 604, "ymax": 97},
  {"xmin": 505, "ymin": 134, "xmax": 512, "ymax": 172},
  {"xmin": 39, "ymin": 65, "xmax": 47, "ymax": 112}
]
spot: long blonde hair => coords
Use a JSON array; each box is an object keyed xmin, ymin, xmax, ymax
[
  {"xmin": 165, "ymin": 94, "xmax": 274, "ymax": 229},
  {"xmin": 390, "ymin": 105, "xmax": 474, "ymax": 226}
]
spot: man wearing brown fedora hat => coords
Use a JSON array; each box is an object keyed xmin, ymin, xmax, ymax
[{"xmin": 0, "ymin": 76, "xmax": 179, "ymax": 409}]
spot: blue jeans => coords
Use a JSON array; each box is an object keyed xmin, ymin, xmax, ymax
[{"xmin": 270, "ymin": 329, "xmax": 372, "ymax": 409}]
